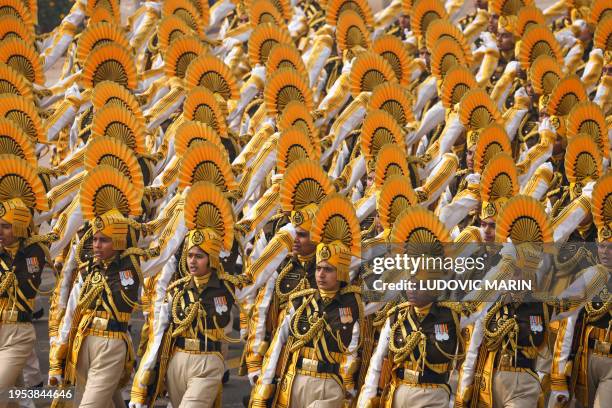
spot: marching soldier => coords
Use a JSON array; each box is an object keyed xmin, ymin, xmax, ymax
[
  {"xmin": 0, "ymin": 156, "xmax": 51, "ymax": 407},
  {"xmin": 456, "ymin": 195, "xmax": 555, "ymax": 408},
  {"xmin": 549, "ymin": 173, "xmax": 612, "ymax": 408},
  {"xmin": 358, "ymin": 206, "xmax": 463, "ymax": 408},
  {"xmin": 48, "ymin": 166, "xmax": 145, "ymax": 407},
  {"xmin": 249, "ymin": 194, "xmax": 363, "ymax": 408},
  {"xmin": 130, "ymin": 182, "xmax": 243, "ymax": 408},
  {"xmin": 244, "ymin": 159, "xmax": 334, "ymax": 383}
]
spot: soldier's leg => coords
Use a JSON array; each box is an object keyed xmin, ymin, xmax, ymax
[
  {"xmin": 391, "ymin": 384, "xmax": 450, "ymax": 408},
  {"xmin": 179, "ymin": 353, "xmax": 225, "ymax": 408},
  {"xmin": 289, "ymin": 374, "xmax": 344, "ymax": 408},
  {"xmin": 0, "ymin": 324, "xmax": 36, "ymax": 408},
  {"xmin": 166, "ymin": 351, "xmax": 189, "ymax": 408},
  {"xmin": 494, "ymin": 371, "xmax": 540, "ymax": 408},
  {"xmin": 589, "ymin": 353, "xmax": 612, "ymax": 408},
  {"xmin": 77, "ymin": 336, "xmax": 127, "ymax": 408}
]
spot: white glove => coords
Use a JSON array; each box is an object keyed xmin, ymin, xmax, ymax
[
  {"xmin": 128, "ymin": 402, "xmax": 148, "ymax": 408},
  {"xmin": 504, "ymin": 60, "xmax": 520, "ymax": 75},
  {"xmin": 538, "ymin": 117, "xmax": 556, "ymax": 133},
  {"xmin": 547, "ymin": 390, "xmax": 569, "ymax": 408},
  {"xmin": 48, "ymin": 374, "xmax": 63, "ymax": 387},
  {"xmin": 480, "ymin": 32, "xmax": 498, "ymax": 50},
  {"xmin": 248, "ymin": 370, "xmax": 261, "ymax": 386}
]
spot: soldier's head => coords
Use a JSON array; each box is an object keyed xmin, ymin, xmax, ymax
[
  {"xmin": 93, "ymin": 231, "xmax": 118, "ymax": 261},
  {"xmin": 185, "ymin": 228, "xmax": 223, "ymax": 272},
  {"xmin": 0, "ymin": 219, "xmax": 16, "ymax": 247},
  {"xmin": 597, "ymin": 242, "xmax": 612, "ymax": 269},
  {"xmin": 399, "ymin": 15, "xmax": 410, "ymax": 30},
  {"xmin": 315, "ymin": 260, "xmax": 340, "ymax": 291},
  {"xmin": 290, "ymin": 203, "xmax": 318, "ymax": 256},
  {"xmin": 293, "ymin": 227, "xmax": 316, "ymax": 257},
  {"xmin": 466, "ymin": 144, "xmax": 476, "ymax": 171},
  {"xmin": 406, "ymin": 281, "xmax": 436, "ymax": 307},
  {"xmin": 488, "ymin": 14, "xmax": 499, "ymax": 34},
  {"xmin": 0, "ymin": 198, "xmax": 31, "ymax": 245},
  {"xmin": 365, "ymin": 171, "xmax": 375, "ymax": 189},
  {"xmin": 496, "ymin": 25, "xmax": 515, "ymax": 52},
  {"xmin": 480, "ymin": 217, "xmax": 496, "ymax": 243},
  {"xmin": 187, "ymin": 245, "xmax": 211, "ymax": 276}
]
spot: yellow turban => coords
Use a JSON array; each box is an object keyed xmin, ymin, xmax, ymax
[
  {"xmin": 0, "ymin": 198, "xmax": 32, "ymax": 238},
  {"xmin": 290, "ymin": 203, "xmax": 318, "ymax": 231},
  {"xmin": 316, "ymin": 241, "xmax": 352, "ymax": 283},
  {"xmin": 91, "ymin": 209, "xmax": 131, "ymax": 250},
  {"xmin": 185, "ymin": 228, "xmax": 223, "ymax": 269}
]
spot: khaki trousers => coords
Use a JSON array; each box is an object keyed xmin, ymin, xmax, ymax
[
  {"xmin": 392, "ymin": 384, "xmax": 449, "ymax": 408},
  {"xmin": 74, "ymin": 335, "xmax": 127, "ymax": 408},
  {"xmin": 587, "ymin": 352, "xmax": 612, "ymax": 408},
  {"xmin": 0, "ymin": 323, "xmax": 36, "ymax": 408},
  {"xmin": 288, "ymin": 374, "xmax": 344, "ymax": 408},
  {"xmin": 166, "ymin": 351, "xmax": 224, "ymax": 408},
  {"xmin": 492, "ymin": 370, "xmax": 541, "ymax": 408}
]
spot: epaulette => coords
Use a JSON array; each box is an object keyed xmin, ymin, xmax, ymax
[
  {"xmin": 120, "ymin": 247, "xmax": 159, "ymax": 260},
  {"xmin": 437, "ymin": 301, "xmax": 464, "ymax": 314},
  {"xmin": 339, "ymin": 284, "xmax": 362, "ymax": 296},
  {"xmin": 288, "ymin": 288, "xmax": 317, "ymax": 302},
  {"xmin": 24, "ymin": 232, "xmax": 57, "ymax": 248},
  {"xmin": 217, "ymin": 271, "xmax": 249, "ymax": 288},
  {"xmin": 387, "ymin": 300, "xmax": 412, "ymax": 317},
  {"xmin": 166, "ymin": 275, "xmax": 191, "ymax": 293}
]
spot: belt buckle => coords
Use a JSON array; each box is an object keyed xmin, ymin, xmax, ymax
[
  {"xmin": 498, "ymin": 352, "xmax": 512, "ymax": 369},
  {"xmin": 403, "ymin": 369, "xmax": 420, "ymax": 384},
  {"xmin": 3, "ymin": 310, "xmax": 17, "ymax": 323},
  {"xmin": 184, "ymin": 338, "xmax": 200, "ymax": 352},
  {"xmin": 91, "ymin": 317, "xmax": 108, "ymax": 331},
  {"xmin": 594, "ymin": 340, "xmax": 611, "ymax": 354},
  {"xmin": 301, "ymin": 358, "xmax": 319, "ymax": 372}
]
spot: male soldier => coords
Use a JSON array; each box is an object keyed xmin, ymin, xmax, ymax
[{"xmin": 250, "ymin": 194, "xmax": 363, "ymax": 408}]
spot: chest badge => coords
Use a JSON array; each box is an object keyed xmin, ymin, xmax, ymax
[
  {"xmin": 214, "ymin": 296, "xmax": 228, "ymax": 314},
  {"xmin": 119, "ymin": 270, "xmax": 134, "ymax": 287},
  {"xmin": 435, "ymin": 323, "xmax": 450, "ymax": 341},
  {"xmin": 529, "ymin": 315, "xmax": 543, "ymax": 333},
  {"xmin": 339, "ymin": 307, "xmax": 353, "ymax": 324},
  {"xmin": 26, "ymin": 257, "xmax": 39, "ymax": 274}
]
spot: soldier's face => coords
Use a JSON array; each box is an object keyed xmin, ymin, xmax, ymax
[
  {"xmin": 293, "ymin": 227, "xmax": 316, "ymax": 256},
  {"xmin": 366, "ymin": 172, "xmax": 375, "ymax": 189},
  {"xmin": 187, "ymin": 246, "xmax": 210, "ymax": 276},
  {"xmin": 480, "ymin": 217, "xmax": 496, "ymax": 243},
  {"xmin": 597, "ymin": 242, "xmax": 612, "ymax": 269},
  {"xmin": 497, "ymin": 29, "xmax": 514, "ymax": 52},
  {"xmin": 316, "ymin": 261, "xmax": 340, "ymax": 291},
  {"xmin": 93, "ymin": 232, "xmax": 117, "ymax": 260},
  {"xmin": 0, "ymin": 219, "xmax": 16, "ymax": 246}
]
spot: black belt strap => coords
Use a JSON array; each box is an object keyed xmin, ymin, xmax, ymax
[
  {"xmin": 296, "ymin": 357, "xmax": 339, "ymax": 375},
  {"xmin": 396, "ymin": 368, "xmax": 447, "ymax": 384},
  {"xmin": 175, "ymin": 337, "xmax": 222, "ymax": 352}
]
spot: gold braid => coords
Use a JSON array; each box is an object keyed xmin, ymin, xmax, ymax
[
  {"xmin": 171, "ymin": 291, "xmax": 200, "ymax": 338},
  {"xmin": 585, "ymin": 299, "xmax": 612, "ymax": 323},
  {"xmin": 275, "ymin": 262, "xmax": 306, "ymax": 304},
  {"xmin": 483, "ymin": 303, "xmax": 519, "ymax": 352},
  {"xmin": 289, "ymin": 294, "xmax": 325, "ymax": 352},
  {"xmin": 387, "ymin": 308, "xmax": 426, "ymax": 365},
  {"xmin": 0, "ymin": 271, "xmax": 16, "ymax": 296}
]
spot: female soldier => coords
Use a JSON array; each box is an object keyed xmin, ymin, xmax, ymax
[
  {"xmin": 130, "ymin": 182, "xmax": 243, "ymax": 408},
  {"xmin": 48, "ymin": 166, "xmax": 145, "ymax": 407},
  {"xmin": 0, "ymin": 156, "xmax": 51, "ymax": 407}
]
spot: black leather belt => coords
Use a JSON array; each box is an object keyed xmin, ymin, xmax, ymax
[
  {"xmin": 89, "ymin": 316, "xmax": 128, "ymax": 332},
  {"xmin": 494, "ymin": 353, "xmax": 535, "ymax": 370},
  {"xmin": 588, "ymin": 338, "xmax": 611, "ymax": 354},
  {"xmin": 296, "ymin": 357, "xmax": 339, "ymax": 375},
  {"xmin": 396, "ymin": 368, "xmax": 447, "ymax": 384},
  {"xmin": 0, "ymin": 310, "xmax": 32, "ymax": 323},
  {"xmin": 175, "ymin": 337, "xmax": 222, "ymax": 352}
]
